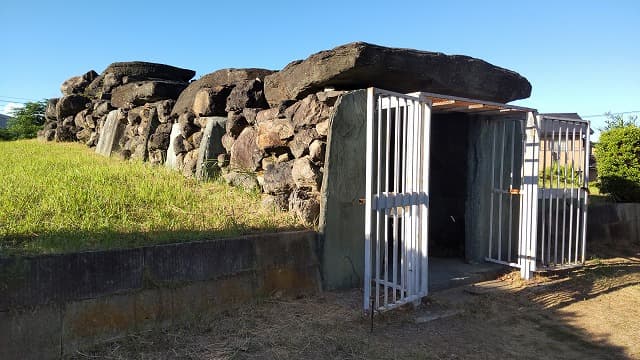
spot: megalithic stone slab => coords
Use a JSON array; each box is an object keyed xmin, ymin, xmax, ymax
[
  {"xmin": 195, "ymin": 117, "xmax": 227, "ymax": 181},
  {"xmin": 104, "ymin": 61, "xmax": 195, "ymax": 82},
  {"xmin": 264, "ymin": 42, "xmax": 532, "ymax": 105},
  {"xmin": 165, "ymin": 122, "xmax": 182, "ymax": 170},
  {"xmin": 95, "ymin": 110, "xmax": 126, "ymax": 157}
]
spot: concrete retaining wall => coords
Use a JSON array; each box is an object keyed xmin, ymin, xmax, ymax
[
  {"xmin": 588, "ymin": 203, "xmax": 640, "ymax": 253},
  {"xmin": 0, "ymin": 231, "xmax": 320, "ymax": 359}
]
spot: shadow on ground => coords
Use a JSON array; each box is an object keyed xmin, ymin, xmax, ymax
[{"xmin": 70, "ymin": 252, "xmax": 639, "ymax": 359}]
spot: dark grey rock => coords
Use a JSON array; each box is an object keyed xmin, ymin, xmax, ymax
[
  {"xmin": 45, "ymin": 98, "xmax": 59, "ymax": 121},
  {"xmin": 172, "ymin": 68, "xmax": 274, "ymax": 116},
  {"xmin": 192, "ymin": 85, "xmax": 233, "ymax": 117},
  {"xmin": 148, "ymin": 123, "xmax": 172, "ymax": 151},
  {"xmin": 226, "ymin": 112, "xmax": 248, "ymax": 138},
  {"xmin": 292, "ymin": 157, "xmax": 322, "ymax": 191},
  {"xmin": 60, "ymin": 70, "xmax": 99, "ymax": 95},
  {"xmin": 263, "ymin": 160, "xmax": 294, "ymax": 194},
  {"xmin": 285, "ymin": 94, "xmax": 332, "ymax": 128},
  {"xmin": 56, "ymin": 94, "xmax": 90, "ymax": 119},
  {"xmin": 103, "ymin": 61, "xmax": 194, "ymax": 84},
  {"xmin": 225, "ymin": 79, "xmax": 268, "ymax": 112},
  {"xmin": 93, "ymin": 101, "xmax": 113, "ymax": 117},
  {"xmin": 289, "ymin": 128, "xmax": 318, "ymax": 158},
  {"xmin": 223, "ymin": 171, "xmax": 259, "ymax": 191},
  {"xmin": 289, "ymin": 189, "xmax": 320, "ymax": 225},
  {"xmin": 54, "ymin": 125, "xmax": 77, "ymax": 142},
  {"xmin": 111, "ymin": 80, "xmax": 187, "ymax": 108},
  {"xmin": 264, "ymin": 41, "xmax": 532, "ymax": 105},
  {"xmin": 261, "ymin": 193, "xmax": 289, "ymax": 211},
  {"xmin": 256, "ymin": 118, "xmax": 294, "ymax": 150},
  {"xmin": 178, "ymin": 112, "xmax": 198, "ymax": 138},
  {"xmin": 229, "ymin": 127, "xmax": 263, "ymax": 171},
  {"xmin": 241, "ymin": 108, "xmax": 261, "ymax": 124},
  {"xmin": 153, "ymin": 99, "xmax": 175, "ymax": 123}
]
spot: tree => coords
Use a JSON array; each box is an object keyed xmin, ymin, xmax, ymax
[
  {"xmin": 5, "ymin": 100, "xmax": 47, "ymax": 140},
  {"xmin": 595, "ymin": 113, "xmax": 640, "ymax": 202},
  {"xmin": 600, "ymin": 111, "xmax": 637, "ymax": 131}
]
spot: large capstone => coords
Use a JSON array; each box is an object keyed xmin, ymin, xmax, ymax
[
  {"xmin": 264, "ymin": 42, "xmax": 531, "ymax": 105},
  {"xmin": 103, "ymin": 61, "xmax": 194, "ymax": 81},
  {"xmin": 86, "ymin": 61, "xmax": 195, "ymax": 97}
]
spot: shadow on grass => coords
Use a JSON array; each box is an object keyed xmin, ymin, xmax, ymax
[{"xmin": 0, "ymin": 224, "xmax": 307, "ymax": 257}]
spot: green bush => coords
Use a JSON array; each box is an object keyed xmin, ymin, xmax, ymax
[{"xmin": 595, "ymin": 125, "xmax": 640, "ymax": 202}]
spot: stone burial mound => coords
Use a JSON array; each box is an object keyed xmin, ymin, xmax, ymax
[{"xmin": 38, "ymin": 42, "xmax": 531, "ymax": 225}]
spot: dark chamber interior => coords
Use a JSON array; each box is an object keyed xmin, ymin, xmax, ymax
[{"xmin": 428, "ymin": 112, "xmax": 471, "ymax": 258}]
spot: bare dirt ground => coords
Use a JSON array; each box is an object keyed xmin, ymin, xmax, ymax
[{"xmin": 73, "ymin": 253, "xmax": 640, "ymax": 360}]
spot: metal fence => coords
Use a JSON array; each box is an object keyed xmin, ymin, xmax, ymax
[
  {"xmin": 537, "ymin": 117, "xmax": 590, "ymax": 268},
  {"xmin": 364, "ymin": 88, "xmax": 431, "ymax": 312}
]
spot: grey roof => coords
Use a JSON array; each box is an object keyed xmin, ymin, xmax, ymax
[
  {"xmin": 539, "ymin": 113, "xmax": 593, "ymax": 136},
  {"xmin": 0, "ymin": 114, "xmax": 9, "ymax": 129}
]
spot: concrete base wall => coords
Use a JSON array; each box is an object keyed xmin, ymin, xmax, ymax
[
  {"xmin": 588, "ymin": 203, "xmax": 640, "ymax": 254},
  {"xmin": 0, "ymin": 231, "xmax": 320, "ymax": 359}
]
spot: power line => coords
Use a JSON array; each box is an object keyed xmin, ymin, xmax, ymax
[
  {"xmin": 582, "ymin": 111, "xmax": 640, "ymax": 118},
  {"xmin": 0, "ymin": 100, "xmax": 28, "ymax": 105},
  {"xmin": 0, "ymin": 95, "xmax": 39, "ymax": 101}
]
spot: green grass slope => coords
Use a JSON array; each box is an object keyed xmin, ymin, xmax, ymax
[{"xmin": 0, "ymin": 140, "xmax": 302, "ymax": 255}]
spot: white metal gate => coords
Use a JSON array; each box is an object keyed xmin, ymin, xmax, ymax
[
  {"xmin": 486, "ymin": 113, "xmax": 590, "ymax": 278},
  {"xmin": 485, "ymin": 113, "xmax": 539, "ymax": 279},
  {"xmin": 537, "ymin": 115, "xmax": 590, "ymax": 269},
  {"xmin": 364, "ymin": 88, "xmax": 431, "ymax": 312}
]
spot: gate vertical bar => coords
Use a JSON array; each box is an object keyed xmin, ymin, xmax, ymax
[
  {"xmin": 392, "ymin": 97, "xmax": 400, "ymax": 303},
  {"xmin": 489, "ymin": 121, "xmax": 497, "ymax": 259},
  {"xmin": 383, "ymin": 96, "xmax": 392, "ymax": 307},
  {"xmin": 574, "ymin": 127, "xmax": 583, "ymax": 263},
  {"xmin": 538, "ymin": 116, "xmax": 549, "ymax": 265},
  {"xmin": 581, "ymin": 123, "xmax": 591, "ymax": 263},
  {"xmin": 364, "ymin": 88, "xmax": 375, "ymax": 311},
  {"xmin": 420, "ymin": 97, "xmax": 431, "ymax": 295},
  {"xmin": 498, "ymin": 121, "xmax": 506, "ymax": 261},
  {"xmin": 375, "ymin": 94, "xmax": 383, "ymax": 309},
  {"xmin": 508, "ymin": 120, "xmax": 516, "ymax": 262},
  {"xmin": 568, "ymin": 125, "xmax": 576, "ymax": 262}
]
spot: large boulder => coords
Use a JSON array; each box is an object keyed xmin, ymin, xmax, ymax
[
  {"xmin": 103, "ymin": 61, "xmax": 194, "ymax": 83},
  {"xmin": 262, "ymin": 160, "xmax": 294, "ymax": 194},
  {"xmin": 264, "ymin": 42, "xmax": 532, "ymax": 105},
  {"xmin": 229, "ymin": 127, "xmax": 263, "ymax": 171},
  {"xmin": 45, "ymin": 98, "xmax": 59, "ymax": 121},
  {"xmin": 60, "ymin": 70, "xmax": 99, "ymax": 95},
  {"xmin": 111, "ymin": 80, "xmax": 187, "ymax": 108},
  {"xmin": 256, "ymin": 118, "xmax": 294, "ymax": 150},
  {"xmin": 192, "ymin": 85, "xmax": 233, "ymax": 116},
  {"xmin": 171, "ymin": 68, "xmax": 274, "ymax": 116},
  {"xmin": 56, "ymin": 94, "xmax": 90, "ymax": 118},
  {"xmin": 225, "ymin": 79, "xmax": 268, "ymax": 112}
]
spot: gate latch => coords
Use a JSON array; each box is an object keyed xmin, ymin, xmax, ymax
[{"xmin": 510, "ymin": 188, "xmax": 520, "ymax": 195}]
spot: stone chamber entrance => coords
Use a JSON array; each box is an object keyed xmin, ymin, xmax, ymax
[{"xmin": 427, "ymin": 111, "xmax": 506, "ymax": 291}]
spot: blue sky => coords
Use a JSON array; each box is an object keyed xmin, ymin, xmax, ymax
[{"xmin": 1, "ymin": 0, "xmax": 638, "ymax": 139}]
